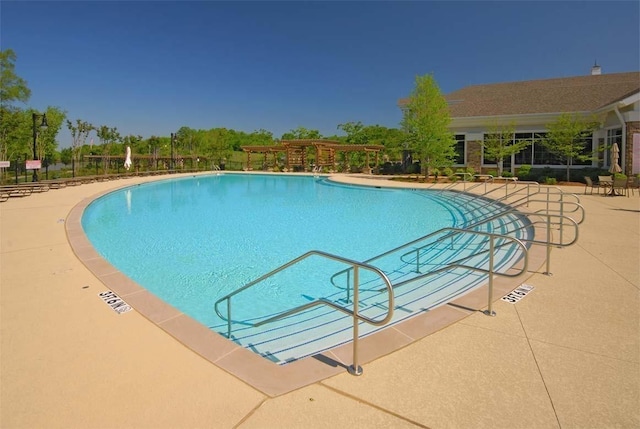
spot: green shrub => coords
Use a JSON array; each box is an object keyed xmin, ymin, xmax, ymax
[
  {"xmin": 502, "ymin": 171, "xmax": 513, "ymax": 178},
  {"xmin": 545, "ymin": 177, "xmax": 557, "ymax": 185},
  {"xmin": 517, "ymin": 165, "xmax": 532, "ymax": 180}
]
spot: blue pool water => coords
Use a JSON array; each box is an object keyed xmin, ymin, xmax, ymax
[
  {"xmin": 82, "ymin": 174, "xmax": 456, "ymax": 324},
  {"xmin": 83, "ymin": 173, "xmax": 531, "ymax": 362}
]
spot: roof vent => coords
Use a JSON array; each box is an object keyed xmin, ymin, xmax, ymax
[{"xmin": 591, "ymin": 61, "xmax": 602, "ymax": 75}]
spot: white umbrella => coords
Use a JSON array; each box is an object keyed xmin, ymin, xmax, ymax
[
  {"xmin": 124, "ymin": 146, "xmax": 132, "ymax": 171},
  {"xmin": 609, "ymin": 143, "xmax": 622, "ymax": 174}
]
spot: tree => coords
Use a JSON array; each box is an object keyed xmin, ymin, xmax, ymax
[
  {"xmin": 0, "ymin": 49, "xmax": 31, "ymax": 106},
  {"xmin": 338, "ymin": 121, "xmax": 367, "ymax": 144},
  {"xmin": 364, "ymin": 125, "xmax": 405, "ymax": 161},
  {"xmin": 67, "ymin": 119, "xmax": 94, "ymax": 175},
  {"xmin": 250, "ymin": 129, "xmax": 274, "ymax": 146},
  {"xmin": 1, "ymin": 109, "xmax": 31, "ymax": 162},
  {"xmin": 203, "ymin": 128, "xmax": 233, "ymax": 167},
  {"xmin": 541, "ymin": 113, "xmax": 600, "ymax": 182},
  {"xmin": 147, "ymin": 135, "xmax": 162, "ymax": 166},
  {"xmin": 96, "ymin": 125, "xmax": 121, "ymax": 172},
  {"xmin": 281, "ymin": 127, "xmax": 322, "ymax": 140},
  {"xmin": 60, "ymin": 147, "xmax": 73, "ymax": 165},
  {"xmin": 400, "ymin": 74, "xmax": 456, "ymax": 177},
  {"xmin": 336, "ymin": 121, "xmax": 362, "ymax": 167},
  {"xmin": 482, "ymin": 121, "xmax": 529, "ymax": 177},
  {"xmin": 122, "ymin": 134, "xmax": 143, "ymax": 154},
  {"xmin": 0, "ymin": 49, "xmax": 31, "ymax": 164}
]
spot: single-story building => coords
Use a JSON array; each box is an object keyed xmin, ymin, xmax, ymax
[{"xmin": 401, "ymin": 66, "xmax": 640, "ymax": 176}]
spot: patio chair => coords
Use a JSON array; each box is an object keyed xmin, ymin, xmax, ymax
[
  {"xmin": 598, "ymin": 176, "xmax": 613, "ymax": 195},
  {"xmin": 626, "ymin": 176, "xmax": 639, "ymax": 196},
  {"xmin": 584, "ymin": 177, "xmax": 600, "ymax": 195},
  {"xmin": 612, "ymin": 178, "xmax": 628, "ymax": 197}
]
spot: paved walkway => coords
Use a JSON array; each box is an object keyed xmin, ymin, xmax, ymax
[{"xmin": 1, "ymin": 174, "xmax": 638, "ymax": 429}]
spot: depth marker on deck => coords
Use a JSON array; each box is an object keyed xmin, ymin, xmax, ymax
[
  {"xmin": 501, "ymin": 284, "xmax": 535, "ymax": 304},
  {"xmin": 98, "ymin": 290, "xmax": 132, "ymax": 314}
]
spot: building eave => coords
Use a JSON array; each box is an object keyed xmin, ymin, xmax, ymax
[{"xmin": 450, "ymin": 111, "xmax": 593, "ymax": 129}]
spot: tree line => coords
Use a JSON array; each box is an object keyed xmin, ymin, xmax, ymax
[{"xmin": 2, "ymin": 48, "xmax": 599, "ymax": 181}]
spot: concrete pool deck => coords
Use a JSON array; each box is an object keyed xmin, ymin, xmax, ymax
[{"xmin": 1, "ymin": 173, "xmax": 638, "ymax": 428}]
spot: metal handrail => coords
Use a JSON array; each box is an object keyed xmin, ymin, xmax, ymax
[
  {"xmin": 330, "ymin": 220, "xmax": 529, "ymax": 288},
  {"xmin": 430, "ymin": 180, "xmax": 585, "ymax": 231},
  {"xmin": 213, "ymin": 249, "xmax": 394, "ymax": 376},
  {"xmin": 330, "ymin": 205, "xmax": 578, "ymax": 293},
  {"xmin": 213, "ymin": 181, "xmax": 581, "ymax": 375},
  {"xmin": 398, "ymin": 228, "xmax": 527, "ymax": 272},
  {"xmin": 394, "ymin": 234, "xmax": 529, "ymax": 317},
  {"xmin": 525, "ymin": 200, "xmax": 585, "ymax": 225}
]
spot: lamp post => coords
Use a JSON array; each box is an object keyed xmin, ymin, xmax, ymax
[{"xmin": 32, "ymin": 112, "xmax": 48, "ymax": 182}]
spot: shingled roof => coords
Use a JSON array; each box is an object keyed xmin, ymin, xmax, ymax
[{"xmin": 401, "ymin": 72, "xmax": 639, "ymax": 118}]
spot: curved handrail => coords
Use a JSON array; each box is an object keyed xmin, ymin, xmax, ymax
[
  {"xmin": 525, "ymin": 213, "xmax": 580, "ymax": 246},
  {"xmin": 331, "ymin": 225, "xmax": 529, "ymax": 288},
  {"xmin": 392, "ymin": 249, "xmax": 528, "ymax": 291},
  {"xmin": 524, "ymin": 200, "xmax": 585, "ymax": 225},
  {"xmin": 398, "ymin": 227, "xmax": 527, "ymax": 273},
  {"xmin": 214, "ymin": 249, "xmax": 394, "ymax": 336},
  {"xmin": 454, "ymin": 172, "xmax": 473, "ymax": 181},
  {"xmin": 376, "ymin": 232, "xmax": 529, "ymax": 317}
]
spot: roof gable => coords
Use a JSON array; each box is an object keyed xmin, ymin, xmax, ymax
[{"xmin": 403, "ymin": 72, "xmax": 640, "ymax": 118}]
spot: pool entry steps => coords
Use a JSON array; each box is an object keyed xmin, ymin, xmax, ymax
[{"xmin": 214, "ymin": 179, "xmax": 583, "ymax": 373}]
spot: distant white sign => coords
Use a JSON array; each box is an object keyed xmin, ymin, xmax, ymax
[
  {"xmin": 98, "ymin": 290, "xmax": 132, "ymax": 314},
  {"xmin": 501, "ymin": 284, "xmax": 535, "ymax": 304},
  {"xmin": 26, "ymin": 160, "xmax": 41, "ymax": 170},
  {"xmin": 0, "ymin": 161, "xmax": 10, "ymax": 168}
]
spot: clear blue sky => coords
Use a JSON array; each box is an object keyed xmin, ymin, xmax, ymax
[{"xmin": 3, "ymin": 1, "xmax": 639, "ymax": 148}]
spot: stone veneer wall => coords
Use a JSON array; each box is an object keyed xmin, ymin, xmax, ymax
[
  {"xmin": 626, "ymin": 121, "xmax": 639, "ymax": 175},
  {"xmin": 466, "ymin": 140, "xmax": 482, "ymax": 173}
]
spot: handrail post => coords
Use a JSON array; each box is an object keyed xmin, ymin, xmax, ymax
[
  {"xmin": 558, "ymin": 193, "xmax": 565, "ymax": 247},
  {"xmin": 544, "ymin": 215, "xmax": 553, "ymax": 276},
  {"xmin": 483, "ymin": 235, "xmax": 497, "ymax": 316},
  {"xmin": 348, "ymin": 265, "xmax": 363, "ymax": 376},
  {"xmin": 346, "ymin": 270, "xmax": 351, "ymax": 303},
  {"xmin": 226, "ymin": 298, "xmax": 232, "ymax": 338},
  {"xmin": 545, "ymin": 187, "xmax": 550, "ymax": 215}
]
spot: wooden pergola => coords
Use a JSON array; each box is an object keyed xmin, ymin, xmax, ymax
[{"xmin": 241, "ymin": 139, "xmax": 384, "ymax": 173}]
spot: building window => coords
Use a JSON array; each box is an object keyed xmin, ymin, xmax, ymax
[
  {"xmin": 481, "ymin": 131, "xmax": 593, "ymax": 167},
  {"xmin": 514, "ymin": 132, "xmax": 534, "ymax": 165},
  {"xmin": 454, "ymin": 135, "xmax": 465, "ymax": 164},
  {"xmin": 482, "ymin": 132, "xmax": 546, "ymax": 166},
  {"xmin": 533, "ymin": 131, "xmax": 592, "ymax": 166},
  {"xmin": 574, "ymin": 133, "xmax": 593, "ymax": 166}
]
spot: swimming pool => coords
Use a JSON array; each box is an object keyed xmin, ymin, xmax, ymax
[{"xmin": 82, "ymin": 173, "xmax": 531, "ymax": 363}]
